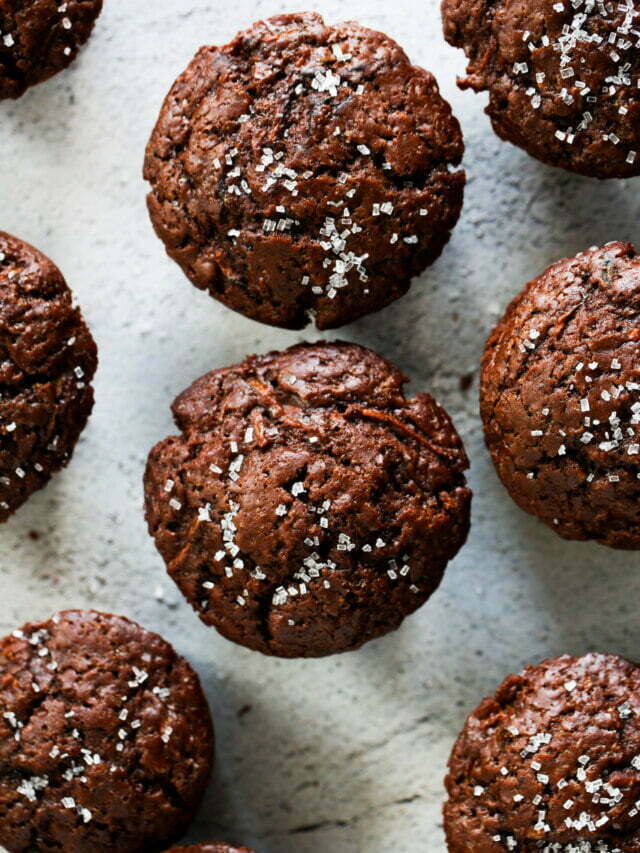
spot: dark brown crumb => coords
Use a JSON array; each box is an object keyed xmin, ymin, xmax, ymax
[{"xmin": 459, "ymin": 373, "xmax": 474, "ymax": 392}]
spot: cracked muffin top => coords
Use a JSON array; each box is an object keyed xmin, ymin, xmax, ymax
[
  {"xmin": 442, "ymin": 0, "xmax": 640, "ymax": 179},
  {"xmin": 0, "ymin": 231, "xmax": 97, "ymax": 522},
  {"xmin": 480, "ymin": 241, "xmax": 640, "ymax": 550},
  {"xmin": 143, "ymin": 12, "xmax": 465, "ymax": 330},
  {"xmin": 0, "ymin": 609, "xmax": 214, "ymax": 853},
  {"xmin": 144, "ymin": 341, "xmax": 471, "ymax": 658},
  {"xmin": 0, "ymin": 0, "xmax": 103, "ymax": 99},
  {"xmin": 445, "ymin": 653, "xmax": 640, "ymax": 852}
]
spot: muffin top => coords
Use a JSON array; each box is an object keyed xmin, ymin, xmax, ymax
[
  {"xmin": 442, "ymin": 0, "xmax": 640, "ymax": 178},
  {"xmin": 144, "ymin": 12, "xmax": 465, "ymax": 330},
  {"xmin": 445, "ymin": 653, "xmax": 640, "ymax": 852},
  {"xmin": 0, "ymin": 0, "xmax": 103, "ymax": 99},
  {"xmin": 0, "ymin": 610, "xmax": 214, "ymax": 853},
  {"xmin": 144, "ymin": 341, "xmax": 471, "ymax": 657},
  {"xmin": 481, "ymin": 241, "xmax": 640, "ymax": 549},
  {"xmin": 0, "ymin": 231, "xmax": 97, "ymax": 522}
]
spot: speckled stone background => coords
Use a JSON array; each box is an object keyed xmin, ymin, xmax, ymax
[{"xmin": 0, "ymin": 2, "xmax": 639, "ymax": 851}]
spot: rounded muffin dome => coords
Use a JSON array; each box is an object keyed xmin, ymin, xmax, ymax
[
  {"xmin": 144, "ymin": 342, "xmax": 471, "ymax": 658},
  {"xmin": 144, "ymin": 12, "xmax": 465, "ymax": 330},
  {"xmin": 445, "ymin": 653, "xmax": 640, "ymax": 852},
  {"xmin": 481, "ymin": 242, "xmax": 640, "ymax": 550},
  {"xmin": 0, "ymin": 0, "xmax": 103, "ymax": 99},
  {"xmin": 0, "ymin": 231, "xmax": 98, "ymax": 522},
  {"xmin": 442, "ymin": 0, "xmax": 640, "ymax": 178},
  {"xmin": 0, "ymin": 610, "xmax": 214, "ymax": 853}
]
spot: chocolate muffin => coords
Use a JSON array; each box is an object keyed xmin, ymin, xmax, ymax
[
  {"xmin": 0, "ymin": 609, "xmax": 214, "ymax": 853},
  {"xmin": 144, "ymin": 13, "xmax": 465, "ymax": 330},
  {"xmin": 167, "ymin": 846, "xmax": 256, "ymax": 852},
  {"xmin": 445, "ymin": 653, "xmax": 640, "ymax": 852},
  {"xmin": 442, "ymin": 0, "xmax": 640, "ymax": 179},
  {"xmin": 0, "ymin": 232, "xmax": 97, "ymax": 522},
  {"xmin": 0, "ymin": 0, "xmax": 103, "ymax": 100},
  {"xmin": 481, "ymin": 242, "xmax": 640, "ymax": 550},
  {"xmin": 144, "ymin": 341, "xmax": 471, "ymax": 658}
]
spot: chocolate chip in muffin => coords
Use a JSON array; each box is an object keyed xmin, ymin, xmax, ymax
[
  {"xmin": 144, "ymin": 341, "xmax": 471, "ymax": 658},
  {"xmin": 480, "ymin": 241, "xmax": 640, "ymax": 550},
  {"xmin": 442, "ymin": 0, "xmax": 640, "ymax": 178},
  {"xmin": 144, "ymin": 12, "xmax": 465, "ymax": 330},
  {"xmin": 445, "ymin": 653, "xmax": 640, "ymax": 852},
  {"xmin": 0, "ymin": 231, "xmax": 97, "ymax": 522},
  {"xmin": 0, "ymin": 609, "xmax": 214, "ymax": 853},
  {"xmin": 0, "ymin": 0, "xmax": 103, "ymax": 100}
]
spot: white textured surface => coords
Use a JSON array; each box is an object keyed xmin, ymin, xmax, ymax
[{"xmin": 0, "ymin": 1, "xmax": 639, "ymax": 851}]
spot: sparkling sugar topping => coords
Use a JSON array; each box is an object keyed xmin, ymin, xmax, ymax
[
  {"xmin": 474, "ymin": 677, "xmax": 638, "ymax": 851},
  {"xmin": 1, "ymin": 620, "xmax": 177, "ymax": 823},
  {"xmin": 211, "ymin": 37, "xmax": 432, "ymax": 302},
  {"xmin": 166, "ymin": 417, "xmax": 421, "ymax": 615},
  {"xmin": 516, "ymin": 0, "xmax": 639, "ymax": 165}
]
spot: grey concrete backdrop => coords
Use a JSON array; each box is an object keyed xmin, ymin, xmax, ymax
[{"xmin": 0, "ymin": 1, "xmax": 638, "ymax": 850}]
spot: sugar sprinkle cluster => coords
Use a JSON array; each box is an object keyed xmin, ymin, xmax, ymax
[
  {"xmin": 474, "ymin": 678, "xmax": 638, "ymax": 851},
  {"xmin": 0, "ymin": 3, "xmax": 74, "ymax": 55},
  {"xmin": 517, "ymin": 250, "xmax": 639, "ymax": 491},
  {"xmin": 0, "ymin": 256, "xmax": 87, "ymax": 510},
  {"xmin": 1, "ymin": 617, "xmax": 175, "ymax": 822},
  {"xmin": 512, "ymin": 0, "xmax": 639, "ymax": 166},
  {"xmin": 164, "ymin": 414, "xmax": 421, "ymax": 620},
  {"xmin": 213, "ymin": 36, "xmax": 428, "ymax": 301}
]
